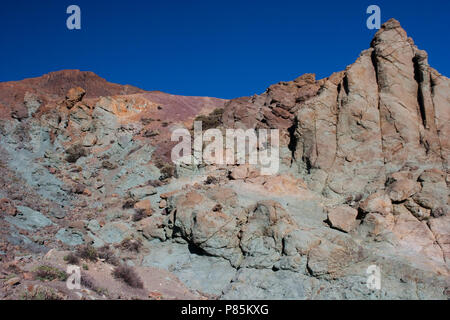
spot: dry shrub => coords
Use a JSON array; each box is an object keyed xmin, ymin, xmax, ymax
[
  {"xmin": 76, "ymin": 245, "xmax": 98, "ymax": 262},
  {"xmin": 160, "ymin": 164, "xmax": 175, "ymax": 180},
  {"xmin": 102, "ymin": 160, "xmax": 117, "ymax": 170},
  {"xmin": 132, "ymin": 208, "xmax": 146, "ymax": 222},
  {"xmin": 112, "ymin": 265, "xmax": 144, "ymax": 289},
  {"xmin": 120, "ymin": 238, "xmax": 143, "ymax": 252},
  {"xmin": 193, "ymin": 108, "xmax": 224, "ymax": 130},
  {"xmin": 97, "ymin": 245, "xmax": 120, "ymax": 266},
  {"xmin": 21, "ymin": 285, "xmax": 64, "ymax": 300},
  {"xmin": 64, "ymin": 253, "xmax": 80, "ymax": 265},
  {"xmin": 153, "ymin": 156, "xmax": 176, "ymax": 180},
  {"xmin": 65, "ymin": 143, "xmax": 88, "ymax": 163},
  {"xmin": 205, "ymin": 176, "xmax": 219, "ymax": 185},
  {"xmin": 34, "ymin": 265, "xmax": 67, "ymax": 281},
  {"xmin": 123, "ymin": 198, "xmax": 137, "ymax": 209},
  {"xmin": 80, "ymin": 272, "xmax": 107, "ymax": 295}
]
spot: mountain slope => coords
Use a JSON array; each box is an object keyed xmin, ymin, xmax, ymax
[{"xmin": 0, "ymin": 19, "xmax": 448, "ymax": 300}]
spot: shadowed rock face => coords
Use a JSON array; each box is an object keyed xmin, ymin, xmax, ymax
[{"xmin": 0, "ymin": 19, "xmax": 449, "ymax": 300}]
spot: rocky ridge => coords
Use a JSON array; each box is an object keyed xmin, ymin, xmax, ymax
[{"xmin": 0, "ymin": 19, "xmax": 448, "ymax": 300}]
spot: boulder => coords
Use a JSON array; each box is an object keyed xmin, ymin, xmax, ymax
[
  {"xmin": 138, "ymin": 215, "xmax": 167, "ymax": 241},
  {"xmin": 229, "ymin": 165, "xmax": 249, "ymax": 180},
  {"xmin": 409, "ymin": 170, "xmax": 449, "ymax": 217},
  {"xmin": 404, "ymin": 198, "xmax": 431, "ymax": 220},
  {"xmin": 386, "ymin": 179, "xmax": 421, "ymax": 202},
  {"xmin": 159, "ymin": 200, "xmax": 167, "ymax": 209},
  {"xmin": 418, "ymin": 169, "xmax": 445, "ymax": 183},
  {"xmin": 128, "ymin": 185, "xmax": 157, "ymax": 201},
  {"xmin": 307, "ymin": 239, "xmax": 366, "ymax": 277},
  {"xmin": 392, "ymin": 211, "xmax": 444, "ymax": 264},
  {"xmin": 65, "ymin": 87, "xmax": 86, "ymax": 109},
  {"xmin": 134, "ymin": 199, "xmax": 153, "ymax": 216},
  {"xmin": 327, "ymin": 205, "xmax": 358, "ymax": 233},
  {"xmin": 240, "ymin": 201, "xmax": 298, "ymax": 268},
  {"xmin": 82, "ymin": 133, "xmax": 97, "ymax": 147},
  {"xmin": 359, "ymin": 212, "xmax": 394, "ymax": 236},
  {"xmin": 359, "ymin": 192, "xmax": 393, "ymax": 216}
]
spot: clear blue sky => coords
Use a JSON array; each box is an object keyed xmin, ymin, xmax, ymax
[{"xmin": 0, "ymin": 0, "xmax": 448, "ymax": 99}]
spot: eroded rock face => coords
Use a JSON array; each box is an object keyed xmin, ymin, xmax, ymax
[
  {"xmin": 428, "ymin": 215, "xmax": 450, "ymax": 268},
  {"xmin": 291, "ymin": 19, "xmax": 449, "ymax": 201},
  {"xmin": 240, "ymin": 201, "xmax": 298, "ymax": 268},
  {"xmin": 0, "ymin": 19, "xmax": 448, "ymax": 300},
  {"xmin": 165, "ymin": 187, "xmax": 303, "ymax": 269},
  {"xmin": 219, "ymin": 22, "xmax": 449, "ymax": 208}
]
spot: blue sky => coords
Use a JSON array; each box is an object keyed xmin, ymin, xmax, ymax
[{"xmin": 0, "ymin": 0, "xmax": 449, "ymax": 99}]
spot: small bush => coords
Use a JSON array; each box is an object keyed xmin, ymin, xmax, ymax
[
  {"xmin": 132, "ymin": 209, "xmax": 146, "ymax": 222},
  {"xmin": 80, "ymin": 272, "xmax": 107, "ymax": 295},
  {"xmin": 76, "ymin": 245, "xmax": 98, "ymax": 262},
  {"xmin": 120, "ymin": 238, "xmax": 142, "ymax": 253},
  {"xmin": 143, "ymin": 129, "xmax": 159, "ymax": 137},
  {"xmin": 63, "ymin": 253, "xmax": 80, "ymax": 265},
  {"xmin": 123, "ymin": 198, "xmax": 137, "ymax": 209},
  {"xmin": 21, "ymin": 286, "xmax": 64, "ymax": 300},
  {"xmin": 153, "ymin": 156, "xmax": 176, "ymax": 180},
  {"xmin": 102, "ymin": 160, "xmax": 117, "ymax": 170},
  {"xmin": 112, "ymin": 265, "xmax": 144, "ymax": 289},
  {"xmin": 160, "ymin": 164, "xmax": 175, "ymax": 180},
  {"xmin": 205, "ymin": 176, "xmax": 219, "ymax": 185},
  {"xmin": 34, "ymin": 265, "xmax": 67, "ymax": 282},
  {"xmin": 154, "ymin": 157, "xmax": 165, "ymax": 169},
  {"xmin": 193, "ymin": 108, "xmax": 224, "ymax": 131},
  {"xmin": 65, "ymin": 143, "xmax": 88, "ymax": 163},
  {"xmin": 5, "ymin": 263, "xmax": 21, "ymax": 274},
  {"xmin": 97, "ymin": 245, "xmax": 120, "ymax": 266},
  {"xmin": 80, "ymin": 273, "xmax": 96, "ymax": 290},
  {"xmin": 70, "ymin": 183, "xmax": 85, "ymax": 194}
]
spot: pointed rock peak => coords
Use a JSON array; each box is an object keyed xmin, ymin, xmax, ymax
[
  {"xmin": 371, "ymin": 18, "xmax": 409, "ymax": 48},
  {"xmin": 380, "ymin": 18, "xmax": 402, "ymax": 30}
]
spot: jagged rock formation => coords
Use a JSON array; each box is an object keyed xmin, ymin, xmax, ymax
[
  {"xmin": 0, "ymin": 19, "xmax": 448, "ymax": 300},
  {"xmin": 223, "ymin": 19, "xmax": 449, "ymax": 202}
]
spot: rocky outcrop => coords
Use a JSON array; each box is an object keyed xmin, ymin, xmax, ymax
[
  {"xmin": 219, "ymin": 19, "xmax": 449, "ymax": 204},
  {"xmin": 292, "ymin": 19, "xmax": 449, "ymax": 200},
  {"xmin": 0, "ymin": 19, "xmax": 448, "ymax": 300}
]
